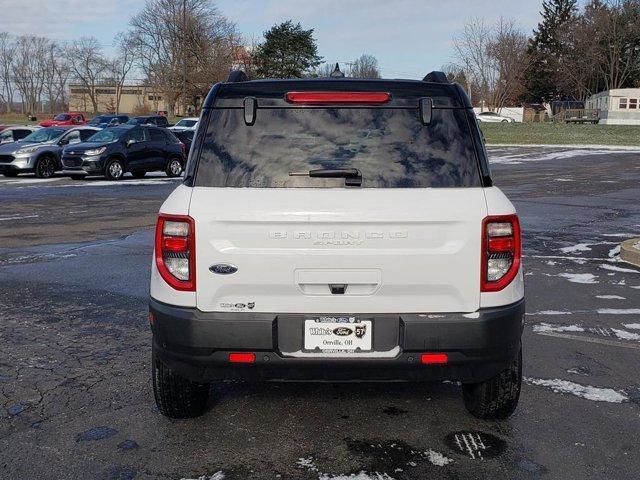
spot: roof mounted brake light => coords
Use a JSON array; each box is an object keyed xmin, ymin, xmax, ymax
[{"xmin": 284, "ymin": 92, "xmax": 391, "ymax": 105}]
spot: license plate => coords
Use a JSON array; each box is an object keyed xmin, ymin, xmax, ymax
[{"xmin": 303, "ymin": 317, "xmax": 372, "ymax": 352}]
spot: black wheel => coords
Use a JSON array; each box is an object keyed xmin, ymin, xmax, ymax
[
  {"xmin": 35, "ymin": 155, "xmax": 56, "ymax": 178},
  {"xmin": 462, "ymin": 348, "xmax": 521, "ymax": 419},
  {"xmin": 152, "ymin": 348, "xmax": 210, "ymax": 419},
  {"xmin": 165, "ymin": 157, "xmax": 183, "ymax": 177},
  {"xmin": 104, "ymin": 158, "xmax": 124, "ymax": 181},
  {"xmin": 70, "ymin": 175, "xmax": 85, "ymax": 180},
  {"xmin": 501, "ymin": 119, "xmax": 508, "ymax": 123},
  {"xmin": 3, "ymin": 171, "xmax": 18, "ymax": 177},
  {"xmin": 131, "ymin": 170, "xmax": 146, "ymax": 179}
]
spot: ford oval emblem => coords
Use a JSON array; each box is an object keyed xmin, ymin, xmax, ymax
[
  {"xmin": 333, "ymin": 327, "xmax": 353, "ymax": 336},
  {"xmin": 210, "ymin": 263, "xmax": 238, "ymax": 275}
]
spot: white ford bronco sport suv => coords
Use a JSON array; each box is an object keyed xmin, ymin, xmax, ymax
[{"xmin": 149, "ymin": 70, "xmax": 524, "ymax": 420}]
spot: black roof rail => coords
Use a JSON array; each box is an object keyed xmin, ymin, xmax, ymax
[
  {"xmin": 227, "ymin": 70, "xmax": 249, "ymax": 83},
  {"xmin": 422, "ymin": 71, "xmax": 449, "ymax": 83}
]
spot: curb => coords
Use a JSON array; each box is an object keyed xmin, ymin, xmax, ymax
[{"xmin": 620, "ymin": 238, "xmax": 640, "ymax": 267}]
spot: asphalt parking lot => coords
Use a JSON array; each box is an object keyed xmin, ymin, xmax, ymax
[{"xmin": 1, "ymin": 147, "xmax": 639, "ymax": 480}]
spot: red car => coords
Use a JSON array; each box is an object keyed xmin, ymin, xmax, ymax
[
  {"xmin": 0, "ymin": 125, "xmax": 9, "ymax": 132},
  {"xmin": 40, "ymin": 112, "xmax": 87, "ymax": 127}
]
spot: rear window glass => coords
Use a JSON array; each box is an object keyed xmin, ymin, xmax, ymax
[
  {"xmin": 150, "ymin": 129, "xmax": 165, "ymax": 141},
  {"xmin": 194, "ymin": 107, "xmax": 480, "ymax": 188}
]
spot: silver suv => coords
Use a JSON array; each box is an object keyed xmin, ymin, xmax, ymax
[{"xmin": 0, "ymin": 126, "xmax": 100, "ymax": 177}]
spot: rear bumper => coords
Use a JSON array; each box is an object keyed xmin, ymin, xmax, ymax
[{"xmin": 150, "ymin": 298, "xmax": 524, "ymax": 383}]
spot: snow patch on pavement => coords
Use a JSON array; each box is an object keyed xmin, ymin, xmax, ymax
[
  {"xmin": 608, "ymin": 245, "xmax": 621, "ymax": 258},
  {"xmin": 534, "ymin": 322, "xmax": 640, "ymax": 342},
  {"xmin": 181, "ymin": 472, "xmax": 225, "ymax": 480},
  {"xmin": 623, "ymin": 323, "xmax": 640, "ymax": 330},
  {"xmin": 319, "ymin": 473, "xmax": 393, "ymax": 480},
  {"xmin": 425, "ymin": 449, "xmax": 454, "ymax": 466},
  {"xmin": 560, "ymin": 243, "xmax": 592, "ymax": 254},
  {"xmin": 0, "ymin": 214, "xmax": 39, "ymax": 222},
  {"xmin": 599, "ymin": 264, "xmax": 639, "ymax": 273},
  {"xmin": 598, "ymin": 308, "xmax": 640, "ymax": 315},
  {"xmin": 524, "ymin": 377, "xmax": 628, "ymax": 403},
  {"xmin": 533, "ymin": 323, "xmax": 584, "ymax": 333},
  {"xmin": 528, "ymin": 310, "xmax": 572, "ymax": 315},
  {"xmin": 611, "ymin": 329, "xmax": 640, "ymax": 341},
  {"xmin": 595, "ymin": 295, "xmax": 625, "ymax": 300},
  {"xmin": 558, "ymin": 273, "xmax": 598, "ymax": 284},
  {"xmin": 489, "ymin": 148, "xmax": 640, "ymax": 165}
]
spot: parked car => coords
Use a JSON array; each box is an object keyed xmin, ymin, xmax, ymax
[
  {"xmin": 172, "ymin": 130, "xmax": 194, "ymax": 157},
  {"xmin": 88, "ymin": 115, "xmax": 130, "ymax": 128},
  {"xmin": 168, "ymin": 117, "xmax": 199, "ymax": 132},
  {"xmin": 0, "ymin": 126, "xmax": 100, "ymax": 177},
  {"xmin": 61, "ymin": 125, "xmax": 185, "ymax": 180},
  {"xmin": 0, "ymin": 125, "xmax": 10, "ymax": 132},
  {"xmin": 148, "ymin": 70, "xmax": 525, "ymax": 420},
  {"xmin": 39, "ymin": 112, "xmax": 87, "ymax": 127},
  {"xmin": 0, "ymin": 125, "xmax": 41, "ymax": 145},
  {"xmin": 475, "ymin": 111, "xmax": 515, "ymax": 123},
  {"xmin": 127, "ymin": 115, "xmax": 170, "ymax": 128}
]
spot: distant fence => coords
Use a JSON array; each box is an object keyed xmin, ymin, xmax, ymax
[{"xmin": 473, "ymin": 107, "xmax": 523, "ymax": 123}]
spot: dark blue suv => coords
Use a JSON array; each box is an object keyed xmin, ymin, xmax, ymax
[{"xmin": 61, "ymin": 125, "xmax": 185, "ymax": 180}]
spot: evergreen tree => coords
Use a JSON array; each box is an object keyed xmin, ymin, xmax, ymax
[
  {"xmin": 253, "ymin": 21, "xmax": 323, "ymax": 78},
  {"xmin": 522, "ymin": 0, "xmax": 577, "ymax": 102}
]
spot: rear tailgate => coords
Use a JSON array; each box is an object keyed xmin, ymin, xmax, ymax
[{"xmin": 191, "ymin": 187, "xmax": 486, "ymax": 314}]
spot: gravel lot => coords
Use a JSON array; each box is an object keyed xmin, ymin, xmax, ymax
[{"xmin": 1, "ymin": 147, "xmax": 639, "ymax": 480}]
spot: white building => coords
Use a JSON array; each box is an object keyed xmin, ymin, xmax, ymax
[{"xmin": 585, "ymin": 88, "xmax": 640, "ymax": 125}]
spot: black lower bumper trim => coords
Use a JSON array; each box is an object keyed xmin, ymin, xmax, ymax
[{"xmin": 150, "ymin": 298, "xmax": 524, "ymax": 383}]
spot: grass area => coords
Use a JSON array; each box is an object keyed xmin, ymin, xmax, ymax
[
  {"xmin": 480, "ymin": 122, "xmax": 640, "ymax": 146},
  {"xmin": 0, "ymin": 113, "xmax": 39, "ymax": 125}
]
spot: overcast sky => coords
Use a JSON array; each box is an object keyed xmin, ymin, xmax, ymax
[{"xmin": 0, "ymin": 0, "xmax": 558, "ymax": 79}]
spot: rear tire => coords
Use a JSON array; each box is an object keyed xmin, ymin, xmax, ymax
[
  {"xmin": 165, "ymin": 157, "xmax": 183, "ymax": 177},
  {"xmin": 152, "ymin": 349, "xmax": 210, "ymax": 419},
  {"xmin": 104, "ymin": 158, "xmax": 124, "ymax": 181},
  {"xmin": 462, "ymin": 348, "xmax": 521, "ymax": 419},
  {"xmin": 131, "ymin": 170, "xmax": 146, "ymax": 179}
]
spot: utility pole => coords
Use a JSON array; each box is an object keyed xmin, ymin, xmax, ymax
[{"xmin": 182, "ymin": 0, "xmax": 187, "ymax": 117}]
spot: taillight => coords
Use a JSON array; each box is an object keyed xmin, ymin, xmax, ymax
[
  {"xmin": 420, "ymin": 353, "xmax": 448, "ymax": 365},
  {"xmin": 481, "ymin": 214, "xmax": 521, "ymax": 292},
  {"xmin": 228, "ymin": 352, "xmax": 256, "ymax": 364},
  {"xmin": 284, "ymin": 91, "xmax": 391, "ymax": 104},
  {"xmin": 155, "ymin": 214, "xmax": 196, "ymax": 291}
]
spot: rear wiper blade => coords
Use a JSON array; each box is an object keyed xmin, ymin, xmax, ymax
[{"xmin": 289, "ymin": 168, "xmax": 362, "ymax": 186}]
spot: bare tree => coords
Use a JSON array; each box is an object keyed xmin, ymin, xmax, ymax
[
  {"xmin": 0, "ymin": 33, "xmax": 16, "ymax": 113},
  {"xmin": 313, "ymin": 62, "xmax": 336, "ymax": 77},
  {"xmin": 595, "ymin": 0, "xmax": 640, "ymax": 90},
  {"xmin": 349, "ymin": 54, "xmax": 381, "ymax": 78},
  {"xmin": 454, "ymin": 18, "xmax": 528, "ymax": 109},
  {"xmin": 487, "ymin": 19, "xmax": 529, "ymax": 108},
  {"xmin": 128, "ymin": 0, "xmax": 240, "ymax": 116},
  {"xmin": 454, "ymin": 19, "xmax": 495, "ymax": 108},
  {"xmin": 42, "ymin": 41, "xmax": 69, "ymax": 113},
  {"xmin": 110, "ymin": 33, "xmax": 136, "ymax": 114},
  {"xmin": 12, "ymin": 36, "xmax": 49, "ymax": 114},
  {"xmin": 66, "ymin": 37, "xmax": 108, "ymax": 114}
]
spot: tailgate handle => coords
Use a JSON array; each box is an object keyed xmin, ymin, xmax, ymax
[{"xmin": 329, "ymin": 284, "xmax": 347, "ymax": 295}]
